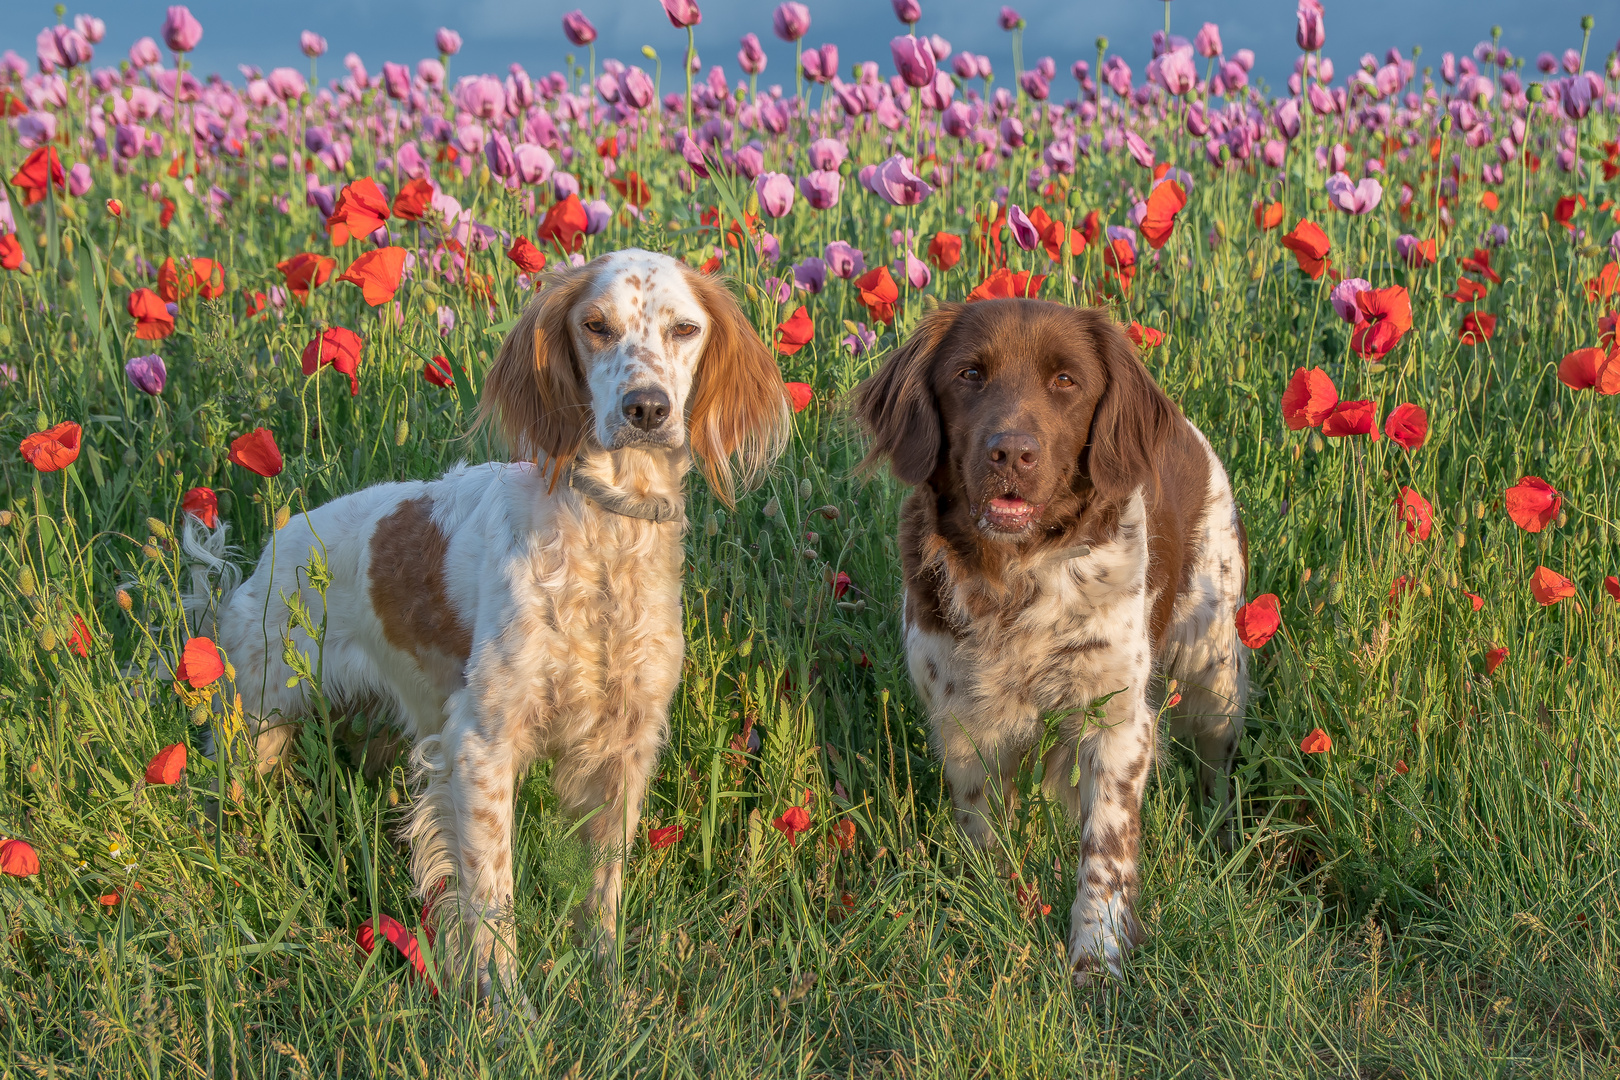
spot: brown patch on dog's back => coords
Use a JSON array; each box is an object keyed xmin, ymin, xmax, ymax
[{"xmin": 369, "ymin": 497, "xmax": 472, "ymax": 674}]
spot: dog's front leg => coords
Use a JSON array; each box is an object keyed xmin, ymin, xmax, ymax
[
  {"xmin": 411, "ymin": 693, "xmax": 532, "ymax": 1019},
  {"xmin": 552, "ymin": 730, "xmax": 660, "ymax": 965},
  {"xmin": 1051, "ymin": 685, "xmax": 1154, "ymax": 981}
]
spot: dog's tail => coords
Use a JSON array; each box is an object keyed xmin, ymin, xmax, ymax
[{"xmin": 179, "ymin": 514, "xmax": 242, "ymax": 642}]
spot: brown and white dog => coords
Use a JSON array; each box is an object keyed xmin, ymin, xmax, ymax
[
  {"xmin": 856, "ymin": 298, "xmax": 1248, "ymax": 979},
  {"xmin": 186, "ymin": 249, "xmax": 789, "ymax": 1013}
]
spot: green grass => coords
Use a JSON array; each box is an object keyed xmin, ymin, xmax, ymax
[{"xmin": 2, "ymin": 75, "xmax": 1619, "ymax": 1078}]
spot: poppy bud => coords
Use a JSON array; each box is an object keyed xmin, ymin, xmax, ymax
[
  {"xmin": 147, "ymin": 517, "xmax": 171, "ymax": 540},
  {"xmin": 39, "ymin": 627, "xmax": 56, "ymax": 651},
  {"xmin": 142, "ymin": 542, "xmax": 161, "ymax": 560},
  {"xmin": 641, "ymin": 45, "xmax": 657, "ymax": 59},
  {"xmin": 1328, "ymin": 582, "xmax": 1344, "ymax": 605},
  {"xmin": 1096, "ymin": 36, "xmax": 1108, "ymax": 51},
  {"xmin": 704, "ymin": 513, "xmax": 718, "ymax": 536},
  {"xmin": 763, "ymin": 496, "xmax": 780, "ymax": 518},
  {"xmin": 798, "ymin": 478, "xmax": 813, "ymax": 500},
  {"xmin": 106, "ymin": 198, "xmax": 123, "ymax": 218},
  {"xmin": 1454, "ymin": 528, "xmax": 1467, "ymax": 549},
  {"xmin": 17, "ymin": 566, "xmax": 36, "ymax": 597},
  {"xmin": 190, "ymin": 701, "xmax": 212, "ymax": 725},
  {"xmin": 0, "ymin": 510, "xmax": 11, "ymax": 527},
  {"xmin": 1556, "ymin": 510, "xmax": 1567, "ymax": 529},
  {"xmin": 814, "ymin": 505, "xmax": 841, "ymax": 521},
  {"xmin": 1580, "ymin": 14, "xmax": 1593, "ymax": 30},
  {"xmin": 395, "ymin": 418, "xmax": 409, "ymax": 446},
  {"xmin": 116, "ymin": 589, "xmax": 133, "ymax": 612},
  {"xmin": 1528, "ymin": 82, "xmax": 1543, "ymax": 103},
  {"xmin": 1475, "ymin": 501, "xmax": 1487, "ymax": 520},
  {"xmin": 275, "ymin": 505, "xmax": 291, "ymax": 531},
  {"xmin": 388, "ymin": 786, "xmax": 400, "ymax": 807},
  {"xmin": 1308, "ymin": 430, "xmax": 1325, "ymax": 454}
]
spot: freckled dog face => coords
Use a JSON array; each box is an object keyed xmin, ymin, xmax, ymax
[
  {"xmin": 929, "ymin": 304, "xmax": 1109, "ymax": 538},
  {"xmin": 572, "ymin": 253, "xmax": 709, "ymax": 451}
]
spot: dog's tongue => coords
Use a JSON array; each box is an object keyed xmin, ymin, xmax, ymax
[{"xmin": 985, "ymin": 495, "xmax": 1035, "ymax": 529}]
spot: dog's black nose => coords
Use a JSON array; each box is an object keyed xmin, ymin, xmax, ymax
[
  {"xmin": 986, "ymin": 431, "xmax": 1039, "ymax": 473},
  {"xmin": 621, "ymin": 388, "xmax": 671, "ymax": 431}
]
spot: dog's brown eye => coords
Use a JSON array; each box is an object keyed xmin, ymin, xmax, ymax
[
  {"xmin": 1053, "ymin": 373, "xmax": 1076, "ymax": 388},
  {"xmin": 672, "ymin": 322, "xmax": 700, "ymax": 338},
  {"xmin": 959, "ymin": 366, "xmax": 983, "ymax": 383},
  {"xmin": 584, "ymin": 318, "xmax": 609, "ymax": 335}
]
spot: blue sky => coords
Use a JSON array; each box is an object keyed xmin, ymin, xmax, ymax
[{"xmin": 7, "ymin": 1, "xmax": 1612, "ymax": 94}]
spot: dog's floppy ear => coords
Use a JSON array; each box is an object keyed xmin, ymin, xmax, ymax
[
  {"xmin": 855, "ymin": 303, "xmax": 959, "ymax": 486},
  {"xmin": 476, "ymin": 263, "xmax": 596, "ymax": 479},
  {"xmin": 683, "ymin": 269, "xmax": 792, "ymax": 506},
  {"xmin": 1079, "ymin": 309, "xmax": 1180, "ymax": 502}
]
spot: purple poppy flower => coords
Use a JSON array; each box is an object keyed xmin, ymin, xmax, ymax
[
  {"xmin": 1295, "ymin": 0, "xmax": 1324, "ymax": 52},
  {"xmin": 755, "ymin": 173, "xmax": 796, "ymax": 218},
  {"xmin": 738, "ymin": 33, "xmax": 768, "ymax": 75},
  {"xmin": 435, "ymin": 27, "xmax": 462, "ymax": 56},
  {"xmin": 1330, "ymin": 279, "xmax": 1373, "ymax": 324},
  {"xmin": 485, "ymin": 132, "xmax": 516, "ymax": 178},
  {"xmin": 554, "ymin": 172, "xmax": 580, "ymax": 200},
  {"xmin": 869, "ymin": 155, "xmax": 933, "ymax": 206},
  {"xmin": 773, "ymin": 3, "xmax": 811, "ymax": 41},
  {"xmin": 125, "ymin": 354, "xmax": 166, "ymax": 395},
  {"xmin": 824, "ymin": 241, "xmax": 865, "ymax": 279},
  {"xmin": 792, "ymin": 258, "xmax": 827, "ymax": 295},
  {"xmin": 893, "ymin": 0, "xmax": 922, "ymax": 24},
  {"xmin": 67, "ymin": 163, "xmax": 93, "ymax": 197},
  {"xmin": 1006, "ymin": 204, "xmax": 1039, "ymax": 251},
  {"xmin": 807, "ymin": 138, "xmax": 848, "ymax": 172},
  {"xmin": 1325, "ymin": 171, "xmax": 1381, "ymax": 214},
  {"xmin": 799, "ymin": 170, "xmax": 842, "ymax": 210},
  {"xmin": 842, "ymin": 322, "xmax": 877, "ymax": 355},
  {"xmin": 583, "ymin": 199, "xmax": 612, "ymax": 235},
  {"xmin": 897, "ymin": 252, "xmax": 931, "ymax": 289},
  {"xmin": 1194, "ymin": 23, "xmax": 1222, "ymax": 59},
  {"xmin": 890, "ymin": 35, "xmax": 936, "ymax": 89},
  {"xmin": 998, "ymin": 6, "xmax": 1021, "ymax": 31},
  {"xmin": 162, "ymin": 6, "xmax": 204, "ymax": 53},
  {"xmin": 562, "ymin": 10, "xmax": 597, "ymax": 46},
  {"xmin": 802, "ymin": 43, "xmax": 838, "ymax": 84},
  {"xmin": 1124, "ymin": 129, "xmax": 1155, "ymax": 169}
]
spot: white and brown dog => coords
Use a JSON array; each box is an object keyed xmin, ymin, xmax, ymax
[
  {"xmin": 187, "ymin": 249, "xmax": 789, "ymax": 1011},
  {"xmin": 856, "ymin": 299, "xmax": 1248, "ymax": 980}
]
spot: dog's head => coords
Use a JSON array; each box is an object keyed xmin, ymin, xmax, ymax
[
  {"xmin": 856, "ymin": 299, "xmax": 1178, "ymax": 540},
  {"xmin": 480, "ymin": 248, "xmax": 790, "ymax": 503}
]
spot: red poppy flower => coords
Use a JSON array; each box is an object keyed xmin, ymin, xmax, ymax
[
  {"xmin": 1484, "ymin": 645, "xmax": 1509, "ymax": 674},
  {"xmin": 1102, "ymin": 237, "xmax": 1136, "ymax": 290},
  {"xmin": 1586, "ymin": 263, "xmax": 1620, "ymax": 303},
  {"xmin": 927, "ymin": 231, "xmax": 963, "ymax": 271},
  {"xmin": 783, "ymin": 382, "xmax": 814, "ymax": 413},
  {"xmin": 356, "ymin": 914, "xmax": 435, "ymax": 993},
  {"xmin": 176, "ymin": 636, "xmax": 226, "ymax": 687},
  {"xmin": 1504, "ymin": 476, "xmax": 1561, "ymax": 533},
  {"xmin": 0, "ymin": 233, "xmax": 25, "ymax": 271},
  {"xmin": 338, "ymin": 247, "xmax": 406, "ymax": 306},
  {"xmin": 1600, "ymin": 313, "xmax": 1618, "ymax": 349},
  {"xmin": 243, "ymin": 290, "xmax": 268, "ymax": 317},
  {"xmin": 327, "ymin": 177, "xmax": 391, "ymax": 246},
  {"xmin": 775, "ymin": 306, "xmax": 814, "ymax": 356},
  {"xmin": 1281, "ymin": 367, "xmax": 1338, "ymax": 430},
  {"xmin": 1463, "ymin": 590, "xmax": 1484, "ymax": 611},
  {"xmin": 698, "ymin": 253, "xmax": 722, "ymax": 275},
  {"xmin": 1480, "ymin": 191, "xmax": 1499, "ymax": 212},
  {"xmin": 1253, "ymin": 201, "xmax": 1284, "ymax": 231},
  {"xmin": 1553, "ymin": 194, "xmax": 1585, "ymax": 230},
  {"xmin": 506, "ymin": 236, "xmax": 547, "ymax": 274},
  {"xmin": 157, "ymin": 256, "xmax": 182, "ymax": 303},
  {"xmin": 830, "ymin": 819, "xmax": 856, "ymax": 852},
  {"xmin": 0, "ymin": 838, "xmax": 40, "ymax": 878},
  {"xmin": 1077, "ymin": 208, "xmax": 1101, "ymax": 251},
  {"xmin": 537, "ymin": 193, "xmax": 589, "ymax": 254},
  {"xmin": 1300, "ymin": 728, "xmax": 1332, "ymax": 754},
  {"xmin": 423, "ymin": 355, "xmax": 458, "ymax": 388},
  {"xmin": 596, "ymin": 135, "xmax": 619, "ymax": 159},
  {"xmin": 128, "ymin": 288, "xmax": 175, "ymax": 340},
  {"xmin": 1280, "ymin": 220, "xmax": 1331, "ymax": 279},
  {"xmin": 391, "ymin": 177, "xmax": 435, "ymax": 221},
  {"xmin": 772, "ymin": 804, "xmax": 812, "ymax": 845},
  {"xmin": 182, "ymin": 486, "xmax": 218, "ymax": 528},
  {"xmin": 1446, "ymin": 278, "xmax": 1487, "ymax": 303},
  {"xmin": 1457, "ymin": 313, "xmax": 1497, "ymax": 344},
  {"xmin": 855, "ymin": 265, "xmax": 901, "ymax": 324},
  {"xmin": 1126, "ymin": 322, "xmax": 1165, "ymax": 349},
  {"xmin": 1557, "ymin": 346, "xmax": 1620, "ymax": 393},
  {"xmin": 1139, "ymin": 180, "xmax": 1187, "ymax": 251},
  {"xmin": 159, "ymin": 198, "xmax": 176, "ymax": 229},
  {"xmin": 11, "ymin": 146, "xmax": 65, "ymax": 207},
  {"xmin": 229, "ymin": 427, "xmax": 284, "ymax": 477},
  {"xmin": 609, "ymin": 171, "xmax": 652, "ymax": 206},
  {"xmin": 832, "ymin": 570, "xmax": 852, "ymax": 599},
  {"xmin": 1322, "ymin": 399, "xmax": 1378, "ymax": 438},
  {"xmin": 144, "ymin": 743, "xmax": 187, "ymax": 785},
  {"xmin": 66, "ymin": 614, "xmax": 92, "ymax": 658},
  {"xmin": 20, "ymin": 421, "xmax": 82, "ymax": 472},
  {"xmin": 1394, "ymin": 759, "xmax": 1410, "ymax": 775},
  {"xmin": 1459, "ymin": 247, "xmax": 1501, "ymax": 284},
  {"xmin": 1382, "ymin": 403, "xmax": 1428, "ymax": 450},
  {"xmin": 191, "ymin": 257, "xmax": 226, "ymax": 300},
  {"xmin": 302, "ymin": 327, "xmax": 364, "ymax": 396},
  {"xmin": 1035, "ymin": 214, "xmax": 1068, "ymax": 262},
  {"xmin": 1351, "ymin": 286, "xmax": 1413, "ymax": 359},
  {"xmin": 1234, "ymin": 593, "xmax": 1281, "ymax": 648},
  {"xmin": 965, "ymin": 266, "xmax": 1045, "ymax": 304},
  {"xmin": 648, "ymin": 824, "xmax": 684, "ymax": 849},
  {"xmin": 1394, "ymin": 487, "xmax": 1433, "ymax": 541},
  {"xmin": 277, "ymin": 252, "xmax": 337, "ymax": 302},
  {"xmin": 1605, "ymin": 575, "xmax": 1620, "ymax": 602},
  {"xmin": 1399, "ymin": 236, "xmax": 1438, "ymax": 268},
  {"xmin": 1530, "ymin": 565, "xmax": 1576, "ymax": 606}
]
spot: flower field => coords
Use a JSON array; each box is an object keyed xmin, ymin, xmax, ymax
[{"xmin": 1, "ymin": 1, "xmax": 1619, "ymax": 1074}]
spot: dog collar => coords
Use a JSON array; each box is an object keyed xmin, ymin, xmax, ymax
[{"xmin": 565, "ymin": 463, "xmax": 685, "ymax": 524}]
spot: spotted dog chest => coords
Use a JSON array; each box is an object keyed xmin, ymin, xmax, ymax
[{"xmin": 903, "ymin": 513, "xmax": 1154, "ymax": 740}]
